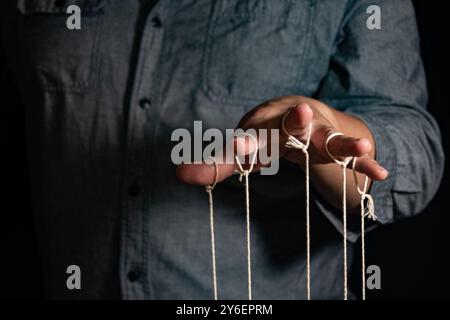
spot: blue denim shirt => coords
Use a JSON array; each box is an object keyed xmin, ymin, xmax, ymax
[{"xmin": 1, "ymin": 0, "xmax": 444, "ymax": 299}]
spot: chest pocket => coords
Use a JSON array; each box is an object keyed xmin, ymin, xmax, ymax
[
  {"xmin": 202, "ymin": 0, "xmax": 316, "ymax": 105},
  {"xmin": 15, "ymin": 0, "xmax": 106, "ymax": 92}
]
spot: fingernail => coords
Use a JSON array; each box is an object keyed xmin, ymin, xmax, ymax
[{"xmin": 377, "ymin": 165, "xmax": 387, "ymax": 174}]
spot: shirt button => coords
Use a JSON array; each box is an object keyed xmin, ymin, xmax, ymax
[
  {"xmin": 127, "ymin": 268, "xmax": 142, "ymax": 282},
  {"xmin": 152, "ymin": 16, "xmax": 162, "ymax": 28},
  {"xmin": 128, "ymin": 181, "xmax": 141, "ymax": 197},
  {"xmin": 139, "ymin": 97, "xmax": 152, "ymax": 111}
]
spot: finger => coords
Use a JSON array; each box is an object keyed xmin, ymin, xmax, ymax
[
  {"xmin": 176, "ymin": 134, "xmax": 259, "ymax": 186},
  {"xmin": 282, "ymin": 103, "xmax": 313, "ymax": 138},
  {"xmin": 176, "ymin": 161, "xmax": 235, "ymax": 186},
  {"xmin": 327, "ymin": 134, "xmax": 372, "ymax": 158},
  {"xmin": 353, "ymin": 155, "xmax": 389, "ymax": 181},
  {"xmin": 233, "ymin": 133, "xmax": 259, "ymax": 156}
]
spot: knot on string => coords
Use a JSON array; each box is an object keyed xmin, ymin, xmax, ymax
[
  {"xmin": 235, "ymin": 169, "xmax": 249, "ymax": 183},
  {"xmin": 362, "ymin": 193, "xmax": 376, "ymax": 221},
  {"xmin": 351, "ymin": 157, "xmax": 377, "ymax": 222},
  {"xmin": 281, "ymin": 110, "xmax": 312, "ymax": 154}
]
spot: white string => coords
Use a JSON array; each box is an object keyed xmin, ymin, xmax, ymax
[
  {"xmin": 205, "ymin": 157, "xmax": 219, "ymax": 300},
  {"xmin": 325, "ymin": 132, "xmax": 353, "ymax": 301},
  {"xmin": 234, "ymin": 132, "xmax": 258, "ymax": 300},
  {"xmin": 351, "ymin": 157, "xmax": 377, "ymax": 300},
  {"xmin": 281, "ymin": 110, "xmax": 312, "ymax": 300}
]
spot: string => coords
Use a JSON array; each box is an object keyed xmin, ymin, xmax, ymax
[
  {"xmin": 234, "ymin": 133, "xmax": 258, "ymax": 300},
  {"xmin": 281, "ymin": 110, "xmax": 312, "ymax": 300},
  {"xmin": 351, "ymin": 157, "xmax": 377, "ymax": 300},
  {"xmin": 205, "ymin": 157, "xmax": 219, "ymax": 300},
  {"xmin": 325, "ymin": 132, "xmax": 353, "ymax": 301}
]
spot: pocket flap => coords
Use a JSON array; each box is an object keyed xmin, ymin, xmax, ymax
[{"xmin": 17, "ymin": 0, "xmax": 106, "ymax": 15}]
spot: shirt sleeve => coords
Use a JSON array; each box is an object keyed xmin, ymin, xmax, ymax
[{"xmin": 313, "ymin": 0, "xmax": 445, "ymax": 242}]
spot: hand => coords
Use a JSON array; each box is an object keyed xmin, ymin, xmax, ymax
[{"xmin": 176, "ymin": 96, "xmax": 388, "ymax": 188}]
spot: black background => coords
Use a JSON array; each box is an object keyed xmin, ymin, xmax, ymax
[{"xmin": 0, "ymin": 1, "xmax": 448, "ymax": 300}]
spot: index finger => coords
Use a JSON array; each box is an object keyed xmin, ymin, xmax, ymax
[{"xmin": 282, "ymin": 103, "xmax": 314, "ymax": 139}]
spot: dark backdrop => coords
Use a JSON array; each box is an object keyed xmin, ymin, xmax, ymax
[
  {"xmin": 361, "ymin": 1, "xmax": 450, "ymax": 300},
  {"xmin": 0, "ymin": 1, "xmax": 448, "ymax": 299}
]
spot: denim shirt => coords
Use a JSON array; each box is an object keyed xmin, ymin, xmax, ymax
[{"xmin": 0, "ymin": 0, "xmax": 444, "ymax": 299}]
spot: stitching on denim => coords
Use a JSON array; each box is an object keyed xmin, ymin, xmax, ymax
[
  {"xmin": 201, "ymin": 0, "xmax": 220, "ymax": 101},
  {"xmin": 293, "ymin": 0, "xmax": 316, "ymax": 91}
]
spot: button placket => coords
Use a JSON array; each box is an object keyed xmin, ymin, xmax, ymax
[{"xmin": 120, "ymin": 5, "xmax": 168, "ymax": 300}]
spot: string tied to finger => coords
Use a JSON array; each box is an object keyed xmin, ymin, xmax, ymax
[
  {"xmin": 281, "ymin": 109, "xmax": 313, "ymax": 300},
  {"xmin": 234, "ymin": 132, "xmax": 258, "ymax": 301},
  {"xmin": 204, "ymin": 157, "xmax": 220, "ymax": 300},
  {"xmin": 282, "ymin": 110, "xmax": 312, "ymax": 153},
  {"xmin": 325, "ymin": 132, "xmax": 353, "ymax": 301},
  {"xmin": 234, "ymin": 133, "xmax": 258, "ymax": 182},
  {"xmin": 351, "ymin": 157, "xmax": 377, "ymax": 300},
  {"xmin": 351, "ymin": 157, "xmax": 377, "ymax": 221}
]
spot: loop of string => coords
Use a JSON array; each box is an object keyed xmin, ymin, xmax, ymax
[
  {"xmin": 325, "ymin": 132, "xmax": 353, "ymax": 300},
  {"xmin": 281, "ymin": 110, "xmax": 312, "ymax": 300},
  {"xmin": 234, "ymin": 132, "xmax": 258, "ymax": 300},
  {"xmin": 351, "ymin": 157, "xmax": 377, "ymax": 300},
  {"xmin": 205, "ymin": 157, "xmax": 219, "ymax": 300}
]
